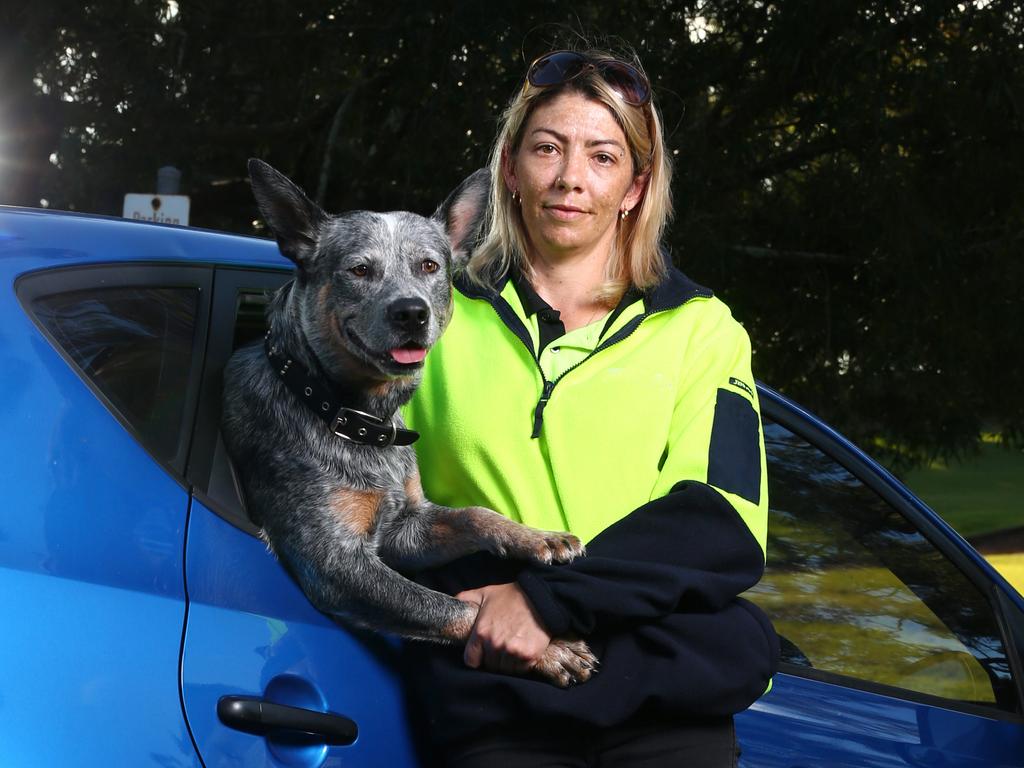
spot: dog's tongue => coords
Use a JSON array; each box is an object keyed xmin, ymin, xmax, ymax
[{"xmin": 391, "ymin": 346, "xmax": 427, "ymax": 365}]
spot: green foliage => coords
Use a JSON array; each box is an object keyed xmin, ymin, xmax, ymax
[
  {"xmin": 903, "ymin": 440, "xmax": 1024, "ymax": 538},
  {"xmin": 2, "ymin": 0, "xmax": 1022, "ymax": 463}
]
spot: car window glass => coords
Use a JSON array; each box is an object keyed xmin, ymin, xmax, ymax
[
  {"xmin": 33, "ymin": 286, "xmax": 199, "ymax": 465},
  {"xmin": 745, "ymin": 420, "xmax": 1017, "ymax": 713},
  {"xmin": 233, "ymin": 290, "xmax": 271, "ymax": 350},
  {"xmin": 187, "ymin": 278, "xmax": 286, "ymax": 531}
]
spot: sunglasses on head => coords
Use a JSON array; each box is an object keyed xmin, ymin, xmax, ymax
[{"xmin": 526, "ymin": 50, "xmax": 652, "ymax": 107}]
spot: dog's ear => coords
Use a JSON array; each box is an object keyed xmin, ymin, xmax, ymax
[
  {"xmin": 433, "ymin": 168, "xmax": 491, "ymax": 269},
  {"xmin": 248, "ymin": 158, "xmax": 327, "ymax": 267}
]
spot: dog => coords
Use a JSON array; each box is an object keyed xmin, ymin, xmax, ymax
[{"xmin": 221, "ymin": 159, "xmax": 596, "ymax": 687}]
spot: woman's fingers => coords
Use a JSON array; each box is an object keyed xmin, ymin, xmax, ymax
[
  {"xmin": 456, "ymin": 583, "xmax": 552, "ymax": 672},
  {"xmin": 456, "ymin": 588, "xmax": 485, "ymax": 668}
]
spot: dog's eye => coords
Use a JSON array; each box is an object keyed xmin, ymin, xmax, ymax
[
  {"xmin": 350, "ymin": 264, "xmax": 370, "ymax": 277},
  {"xmin": 421, "ymin": 259, "xmax": 440, "ymax": 274}
]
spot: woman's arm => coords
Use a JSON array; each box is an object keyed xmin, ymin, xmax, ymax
[
  {"xmin": 517, "ymin": 480, "xmax": 765, "ymax": 636},
  {"xmin": 460, "ymin": 476, "xmax": 765, "ymax": 673}
]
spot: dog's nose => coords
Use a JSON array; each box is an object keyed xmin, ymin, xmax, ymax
[{"xmin": 387, "ymin": 298, "xmax": 430, "ymax": 330}]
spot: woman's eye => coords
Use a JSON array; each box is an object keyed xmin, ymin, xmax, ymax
[
  {"xmin": 595, "ymin": 153, "xmax": 615, "ymax": 165},
  {"xmin": 421, "ymin": 259, "xmax": 440, "ymax": 274},
  {"xmin": 350, "ymin": 264, "xmax": 369, "ymax": 277},
  {"xmin": 537, "ymin": 143, "xmax": 557, "ymax": 155}
]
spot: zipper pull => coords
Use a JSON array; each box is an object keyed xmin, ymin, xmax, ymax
[{"xmin": 531, "ymin": 380, "xmax": 555, "ymax": 438}]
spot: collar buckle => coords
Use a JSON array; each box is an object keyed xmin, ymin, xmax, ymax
[{"xmin": 332, "ymin": 407, "xmax": 398, "ymax": 447}]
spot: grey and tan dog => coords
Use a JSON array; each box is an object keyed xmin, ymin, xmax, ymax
[{"xmin": 221, "ymin": 159, "xmax": 595, "ymax": 687}]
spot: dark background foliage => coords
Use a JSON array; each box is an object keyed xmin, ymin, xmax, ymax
[{"xmin": 2, "ymin": 0, "xmax": 1022, "ymax": 469}]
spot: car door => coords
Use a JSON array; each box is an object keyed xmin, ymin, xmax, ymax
[
  {"xmin": 736, "ymin": 386, "xmax": 1024, "ymax": 767},
  {"xmin": 179, "ymin": 267, "xmax": 421, "ymax": 767},
  {"xmin": 7, "ymin": 260, "xmax": 210, "ymax": 766}
]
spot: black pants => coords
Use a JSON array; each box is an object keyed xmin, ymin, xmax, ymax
[{"xmin": 440, "ymin": 715, "xmax": 739, "ymax": 768}]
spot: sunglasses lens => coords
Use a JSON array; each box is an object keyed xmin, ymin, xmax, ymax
[
  {"xmin": 598, "ymin": 61, "xmax": 651, "ymax": 106},
  {"xmin": 528, "ymin": 51, "xmax": 588, "ymax": 87},
  {"xmin": 527, "ymin": 51, "xmax": 651, "ymax": 107}
]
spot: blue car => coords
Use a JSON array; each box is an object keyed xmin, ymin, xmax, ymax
[{"xmin": 2, "ymin": 207, "xmax": 1022, "ymax": 767}]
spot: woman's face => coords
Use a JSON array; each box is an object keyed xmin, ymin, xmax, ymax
[{"xmin": 503, "ymin": 91, "xmax": 647, "ymax": 265}]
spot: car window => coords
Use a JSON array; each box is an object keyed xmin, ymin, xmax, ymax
[
  {"xmin": 232, "ymin": 289, "xmax": 272, "ymax": 350},
  {"xmin": 745, "ymin": 420, "xmax": 1017, "ymax": 713},
  {"xmin": 195, "ymin": 287, "xmax": 273, "ymax": 524},
  {"xmin": 184, "ymin": 269, "xmax": 291, "ymax": 533},
  {"xmin": 32, "ymin": 286, "xmax": 199, "ymax": 466}
]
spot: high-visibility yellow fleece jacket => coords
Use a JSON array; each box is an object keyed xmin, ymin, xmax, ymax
[{"xmin": 401, "ymin": 263, "xmax": 778, "ymax": 746}]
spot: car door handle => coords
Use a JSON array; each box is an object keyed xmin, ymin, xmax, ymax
[{"xmin": 217, "ymin": 695, "xmax": 358, "ymax": 746}]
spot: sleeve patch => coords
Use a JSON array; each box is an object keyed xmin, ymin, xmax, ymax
[
  {"xmin": 707, "ymin": 388, "xmax": 761, "ymax": 504},
  {"xmin": 728, "ymin": 376, "xmax": 754, "ymax": 398}
]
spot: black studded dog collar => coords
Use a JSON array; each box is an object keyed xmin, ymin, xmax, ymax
[{"xmin": 264, "ymin": 333, "xmax": 419, "ymax": 447}]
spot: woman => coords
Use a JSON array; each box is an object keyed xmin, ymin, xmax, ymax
[{"xmin": 404, "ymin": 47, "xmax": 777, "ymax": 767}]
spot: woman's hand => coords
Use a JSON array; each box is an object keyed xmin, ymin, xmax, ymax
[{"xmin": 456, "ymin": 582, "xmax": 551, "ymax": 675}]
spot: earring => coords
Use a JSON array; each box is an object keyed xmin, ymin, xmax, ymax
[
  {"xmin": 620, "ymin": 208, "xmax": 630, "ymax": 221},
  {"xmin": 512, "ymin": 189, "xmax": 521, "ymax": 205}
]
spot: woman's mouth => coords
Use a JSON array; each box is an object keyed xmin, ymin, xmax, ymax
[{"xmin": 544, "ymin": 204, "xmax": 588, "ymax": 220}]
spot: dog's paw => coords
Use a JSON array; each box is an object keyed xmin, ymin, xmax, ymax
[
  {"xmin": 542, "ymin": 531, "xmax": 586, "ymax": 564},
  {"xmin": 533, "ymin": 637, "xmax": 598, "ymax": 688},
  {"xmin": 508, "ymin": 529, "xmax": 585, "ymax": 565}
]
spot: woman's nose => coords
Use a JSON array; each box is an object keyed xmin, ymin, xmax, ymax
[{"xmin": 557, "ymin": 151, "xmax": 586, "ymax": 190}]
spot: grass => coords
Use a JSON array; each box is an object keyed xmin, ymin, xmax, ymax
[
  {"xmin": 902, "ymin": 441, "xmax": 1024, "ymax": 593},
  {"xmin": 901, "ymin": 440, "xmax": 1024, "ymax": 540}
]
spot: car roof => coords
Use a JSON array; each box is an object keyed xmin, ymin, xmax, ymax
[{"xmin": 0, "ymin": 206, "xmax": 291, "ymax": 276}]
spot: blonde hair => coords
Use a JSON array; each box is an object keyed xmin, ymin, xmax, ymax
[{"xmin": 466, "ymin": 49, "xmax": 673, "ymax": 304}]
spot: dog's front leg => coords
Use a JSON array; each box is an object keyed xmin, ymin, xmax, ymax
[
  {"xmin": 292, "ymin": 542, "xmax": 480, "ymax": 642},
  {"xmin": 287, "ymin": 539, "xmax": 596, "ymax": 687},
  {"xmin": 378, "ymin": 473, "xmax": 584, "ymax": 572}
]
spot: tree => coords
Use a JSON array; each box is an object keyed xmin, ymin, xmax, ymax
[
  {"xmin": 671, "ymin": 0, "xmax": 1024, "ymax": 467},
  {"xmin": 2, "ymin": 0, "xmax": 1021, "ymax": 468}
]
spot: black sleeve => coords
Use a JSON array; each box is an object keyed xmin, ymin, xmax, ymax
[{"xmin": 516, "ymin": 480, "xmax": 766, "ymax": 637}]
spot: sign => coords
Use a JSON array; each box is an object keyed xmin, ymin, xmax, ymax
[{"xmin": 123, "ymin": 193, "xmax": 190, "ymax": 226}]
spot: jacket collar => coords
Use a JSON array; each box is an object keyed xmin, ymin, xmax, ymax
[
  {"xmin": 453, "ymin": 250, "xmax": 713, "ymax": 313},
  {"xmin": 645, "ymin": 260, "xmax": 714, "ymax": 312}
]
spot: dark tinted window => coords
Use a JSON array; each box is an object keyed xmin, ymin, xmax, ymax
[
  {"xmin": 233, "ymin": 290, "xmax": 272, "ymax": 350},
  {"xmin": 746, "ymin": 420, "xmax": 1016, "ymax": 712},
  {"xmin": 183, "ymin": 270, "xmax": 289, "ymax": 534},
  {"xmin": 33, "ymin": 287, "xmax": 199, "ymax": 464}
]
